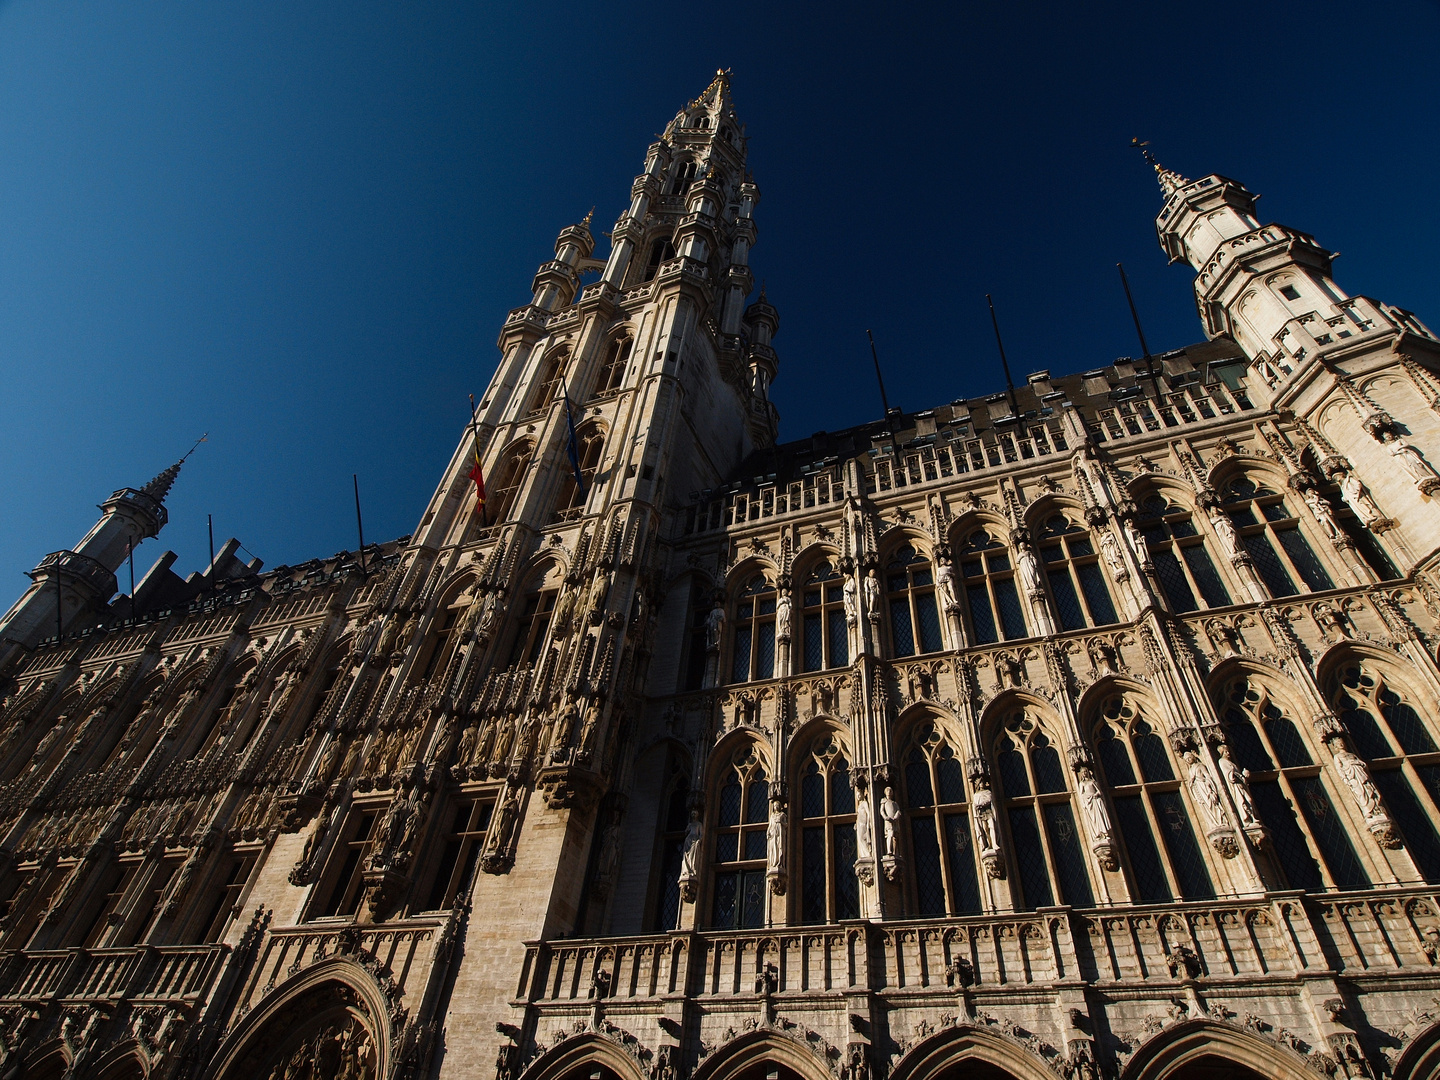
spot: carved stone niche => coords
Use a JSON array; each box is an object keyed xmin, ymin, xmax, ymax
[
  {"xmin": 276, "ymin": 791, "xmax": 325, "ymax": 833},
  {"xmin": 363, "ymin": 867, "xmax": 409, "ymax": 919},
  {"xmin": 536, "ymin": 764, "xmax": 603, "ymax": 812}
]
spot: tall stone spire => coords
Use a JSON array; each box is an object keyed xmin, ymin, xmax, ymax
[
  {"xmin": 1141, "ymin": 148, "xmax": 1191, "ymax": 199},
  {"xmin": 140, "ymin": 459, "xmax": 183, "ymax": 504}
]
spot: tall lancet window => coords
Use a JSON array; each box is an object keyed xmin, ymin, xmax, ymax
[
  {"xmin": 551, "ymin": 425, "xmax": 604, "ymax": 522},
  {"xmin": 711, "ymin": 746, "xmax": 768, "ymax": 930},
  {"xmin": 1220, "ymin": 475, "xmax": 1334, "ymax": 597},
  {"xmin": 593, "ymin": 338, "xmax": 633, "ymax": 397},
  {"xmin": 730, "ymin": 575, "xmax": 777, "ymax": 683},
  {"xmin": 1093, "ymin": 695, "xmax": 1213, "ymax": 902},
  {"xmin": 797, "ymin": 734, "xmax": 859, "ymax": 924},
  {"xmin": 886, "ymin": 544, "xmax": 943, "ymax": 658},
  {"xmin": 801, "ymin": 560, "xmax": 848, "ymax": 672},
  {"xmin": 903, "ymin": 722, "xmax": 982, "ymax": 915},
  {"xmin": 486, "ymin": 443, "xmax": 532, "ymax": 524},
  {"xmin": 959, "ymin": 530, "xmax": 1027, "ymax": 645},
  {"xmin": 1136, "ymin": 493, "xmax": 1230, "ymax": 613},
  {"xmin": 1222, "ymin": 677, "xmax": 1369, "ymax": 891},
  {"xmin": 995, "ymin": 708, "xmax": 1093, "ymax": 910},
  {"xmin": 1329, "ymin": 661, "xmax": 1440, "ymax": 883},
  {"xmin": 530, "ymin": 351, "xmax": 568, "ymax": 414},
  {"xmin": 1038, "ymin": 514, "xmax": 1118, "ymax": 630}
]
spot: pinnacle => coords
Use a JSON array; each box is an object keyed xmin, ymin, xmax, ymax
[
  {"xmin": 1130, "ymin": 140, "xmax": 1191, "ymax": 200},
  {"xmin": 140, "ymin": 460, "xmax": 183, "ymax": 504}
]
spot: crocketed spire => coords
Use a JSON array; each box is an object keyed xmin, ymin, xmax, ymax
[
  {"xmin": 1143, "ymin": 148, "xmax": 1191, "ymax": 199},
  {"xmin": 140, "ymin": 460, "xmax": 183, "ymax": 503}
]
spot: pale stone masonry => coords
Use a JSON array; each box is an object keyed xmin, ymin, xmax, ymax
[{"xmin": 3, "ymin": 72, "xmax": 1440, "ymax": 1080}]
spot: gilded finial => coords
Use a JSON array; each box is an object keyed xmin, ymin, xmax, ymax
[
  {"xmin": 1131, "ymin": 138, "xmax": 1189, "ymax": 199},
  {"xmin": 581, "ymin": 206, "xmax": 594, "ymax": 227}
]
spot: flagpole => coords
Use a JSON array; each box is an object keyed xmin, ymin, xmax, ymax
[
  {"xmin": 468, "ymin": 394, "xmax": 488, "ymax": 526},
  {"xmin": 128, "ymin": 538, "xmax": 136, "ymax": 624},
  {"xmin": 53, "ymin": 565, "xmax": 63, "ymax": 643},
  {"xmin": 353, "ymin": 474, "xmax": 368, "ymax": 577},
  {"xmin": 1117, "ymin": 263, "xmax": 1164, "ymax": 402},
  {"xmin": 207, "ymin": 514, "xmax": 215, "ymax": 593}
]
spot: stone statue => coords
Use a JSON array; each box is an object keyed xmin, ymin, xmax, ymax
[
  {"xmin": 1018, "ymin": 545, "xmax": 1045, "ymax": 595},
  {"xmin": 1099, "ymin": 528, "xmax": 1128, "ymax": 578},
  {"xmin": 1183, "ymin": 750, "xmax": 1229, "ymax": 831},
  {"xmin": 863, "ymin": 569, "xmax": 881, "ymax": 621},
  {"xmin": 973, "ymin": 786, "xmax": 997, "ymax": 852},
  {"xmin": 1210, "ymin": 511, "xmax": 1241, "ymax": 557},
  {"xmin": 705, "ymin": 604, "xmax": 725, "ymax": 650},
  {"xmin": 1384, "ymin": 432, "xmax": 1440, "ymax": 493},
  {"xmin": 1339, "ymin": 470, "xmax": 1385, "ymax": 528},
  {"xmin": 1302, "ymin": 487, "xmax": 1342, "ymax": 543},
  {"xmin": 929, "ymin": 561, "xmax": 956, "ymax": 616},
  {"xmin": 1075, "ymin": 767, "xmax": 1112, "ymax": 841},
  {"xmin": 679, "ymin": 810, "xmax": 703, "ymax": 880},
  {"xmin": 1332, "ymin": 747, "xmax": 1384, "ymax": 820},
  {"xmin": 843, "ymin": 575, "xmax": 859, "ymax": 626},
  {"xmin": 1216, "ymin": 744, "xmax": 1260, "ymax": 830},
  {"xmin": 776, "ymin": 592, "xmax": 792, "ymax": 642},
  {"xmin": 855, "ymin": 793, "xmax": 874, "ymax": 861},
  {"xmin": 1123, "ymin": 518, "xmax": 1151, "ymax": 568},
  {"xmin": 766, "ymin": 805, "xmax": 786, "ymax": 876},
  {"xmin": 489, "ymin": 786, "xmax": 520, "ymax": 854},
  {"xmin": 879, "ymin": 786, "xmax": 901, "ymax": 856}
]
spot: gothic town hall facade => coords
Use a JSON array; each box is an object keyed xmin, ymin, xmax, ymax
[{"xmin": 4, "ymin": 73, "xmax": 1440, "ymax": 1080}]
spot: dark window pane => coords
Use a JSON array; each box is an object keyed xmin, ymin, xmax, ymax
[
  {"xmin": 744, "ymin": 829, "xmax": 766, "ymax": 861},
  {"xmin": 740, "ymin": 870, "xmax": 766, "ymax": 928},
  {"xmin": 1245, "ymin": 533, "xmax": 1298, "ymax": 598},
  {"xmin": 944, "ymin": 812, "xmax": 982, "ymax": 914},
  {"xmin": 1228, "ymin": 507, "xmax": 1259, "ymax": 527},
  {"xmin": 1097, "ymin": 736, "xmax": 1137, "ymax": 787},
  {"xmin": 1169, "ymin": 517, "xmax": 1198, "ymax": 538},
  {"xmin": 1382, "ymin": 697, "xmax": 1437, "ymax": 755},
  {"xmin": 746, "ymin": 779, "xmax": 769, "ymax": 823},
  {"xmin": 1417, "ymin": 764, "xmax": 1440, "ymax": 814},
  {"xmin": 994, "ymin": 579, "xmax": 1028, "ymax": 640},
  {"xmin": 803, "ymin": 614, "xmax": 823, "ymax": 672},
  {"xmin": 802, "ymin": 771, "xmax": 825, "ymax": 818},
  {"xmin": 1349, "ymin": 524, "xmax": 1399, "ymax": 581},
  {"xmin": 1008, "ymin": 806, "xmax": 1054, "ymax": 909},
  {"xmin": 755, "ymin": 623, "xmax": 776, "ymax": 679},
  {"xmin": 915, "ymin": 593, "xmax": 943, "ymax": 653},
  {"xmin": 1076, "ymin": 563, "xmax": 1119, "ymax": 625},
  {"xmin": 890, "ymin": 597, "xmax": 916, "ymax": 657},
  {"xmin": 802, "ymin": 827, "xmax": 826, "ymax": 923},
  {"xmin": 1251, "ymin": 781, "xmax": 1323, "ymax": 891},
  {"xmin": 1181, "ymin": 544, "xmax": 1231, "ymax": 607},
  {"xmin": 827, "ymin": 609, "xmax": 849, "ymax": 667},
  {"xmin": 713, "ymin": 871, "xmax": 738, "ymax": 928},
  {"xmin": 834, "ymin": 825, "xmax": 859, "ymax": 919},
  {"xmin": 830, "ymin": 766, "xmax": 855, "ymax": 814},
  {"xmin": 1044, "ymin": 803, "xmax": 1094, "ymax": 907},
  {"xmin": 1133, "ymin": 732, "xmax": 1175, "ymax": 783},
  {"xmin": 1048, "ymin": 569, "xmax": 1086, "ymax": 631},
  {"xmin": 906, "ymin": 758, "xmax": 934, "ymax": 808},
  {"xmin": 1152, "ymin": 790, "xmax": 1214, "ymax": 899},
  {"xmin": 1266, "ymin": 714, "xmax": 1313, "ymax": 768},
  {"xmin": 715, "ymin": 832, "xmax": 738, "ymax": 862},
  {"xmin": 1341, "ymin": 707, "xmax": 1394, "ymax": 761},
  {"xmin": 999, "ymin": 749, "xmax": 1030, "ymax": 797},
  {"xmin": 967, "ymin": 584, "xmax": 998, "ymax": 644},
  {"xmin": 1293, "ymin": 776, "xmax": 1369, "ymax": 890},
  {"xmin": 912, "ymin": 816, "xmax": 946, "ymax": 915},
  {"xmin": 1032, "ymin": 745, "xmax": 1067, "ymax": 794},
  {"xmin": 1226, "ymin": 713, "xmax": 1274, "ymax": 772},
  {"xmin": 719, "ymin": 782, "xmax": 742, "ymax": 827},
  {"xmin": 731, "ymin": 626, "xmax": 751, "ymax": 683},
  {"xmin": 936, "ymin": 756, "xmax": 966, "ymax": 805},
  {"xmin": 1277, "ymin": 527, "xmax": 1334, "ymax": 591},
  {"xmin": 1113, "ymin": 795, "xmax": 1170, "ymax": 902},
  {"xmin": 656, "ymin": 843, "xmax": 682, "ymax": 931},
  {"xmin": 1154, "ymin": 550, "xmax": 1198, "ymax": 613},
  {"xmin": 1371, "ymin": 769, "xmax": 1440, "ymax": 884}
]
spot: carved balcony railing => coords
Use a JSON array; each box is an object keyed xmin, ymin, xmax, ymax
[{"xmin": 0, "ymin": 943, "xmax": 229, "ymax": 1006}]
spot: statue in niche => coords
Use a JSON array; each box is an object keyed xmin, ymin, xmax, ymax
[
  {"xmin": 1075, "ymin": 766, "xmax": 1112, "ymax": 842},
  {"xmin": 766, "ymin": 803, "xmax": 786, "ymax": 883},
  {"xmin": 973, "ymin": 785, "xmax": 998, "ymax": 852},
  {"xmin": 855, "ymin": 791, "xmax": 875, "ymax": 861},
  {"xmin": 1122, "ymin": 517, "xmax": 1152, "ymax": 568},
  {"xmin": 1210, "ymin": 510, "xmax": 1241, "ymax": 558},
  {"xmin": 863, "ymin": 569, "xmax": 881, "ymax": 621},
  {"xmin": 775, "ymin": 592, "xmax": 792, "ymax": 642},
  {"xmin": 1338, "ymin": 469, "xmax": 1386, "ymax": 528},
  {"xmin": 1332, "ymin": 746, "xmax": 1385, "ymax": 820},
  {"xmin": 1215, "ymin": 743, "xmax": 1261, "ymax": 830},
  {"xmin": 678, "ymin": 810, "xmax": 703, "ymax": 901},
  {"xmin": 1017, "ymin": 544, "xmax": 1045, "ymax": 596},
  {"xmin": 1302, "ymin": 487, "xmax": 1342, "ymax": 543},
  {"xmin": 1383, "ymin": 431, "xmax": 1440, "ymax": 494},
  {"xmin": 705, "ymin": 603, "xmax": 725, "ymax": 650},
  {"xmin": 879, "ymin": 786, "xmax": 901, "ymax": 856},
  {"xmin": 936, "ymin": 560, "xmax": 958, "ymax": 612},
  {"xmin": 1182, "ymin": 750, "xmax": 1229, "ymax": 831},
  {"xmin": 843, "ymin": 575, "xmax": 858, "ymax": 626}
]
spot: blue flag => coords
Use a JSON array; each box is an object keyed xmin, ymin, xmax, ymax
[{"xmin": 564, "ymin": 390, "xmax": 586, "ymax": 499}]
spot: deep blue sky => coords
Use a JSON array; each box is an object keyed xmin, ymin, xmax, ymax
[{"xmin": 1, "ymin": 1, "xmax": 1437, "ymax": 593}]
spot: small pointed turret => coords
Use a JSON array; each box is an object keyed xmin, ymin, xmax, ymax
[
  {"xmin": 140, "ymin": 459, "xmax": 183, "ymax": 504},
  {"xmin": 1141, "ymin": 148, "xmax": 1191, "ymax": 200}
]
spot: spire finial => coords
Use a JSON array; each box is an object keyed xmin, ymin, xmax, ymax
[
  {"xmin": 581, "ymin": 206, "xmax": 594, "ymax": 228},
  {"xmin": 141, "ymin": 434, "xmax": 206, "ymax": 504},
  {"xmin": 1131, "ymin": 138, "xmax": 1190, "ymax": 199}
]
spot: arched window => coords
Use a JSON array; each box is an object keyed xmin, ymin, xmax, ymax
[
  {"xmin": 902, "ymin": 722, "xmax": 982, "ymax": 915},
  {"xmin": 1220, "ymin": 476, "xmax": 1334, "ymax": 596},
  {"xmin": 651, "ymin": 768, "xmax": 690, "ymax": 932},
  {"xmin": 641, "ymin": 237, "xmax": 675, "ymax": 281},
  {"xmin": 1311, "ymin": 472, "xmax": 1398, "ymax": 580},
  {"xmin": 1329, "ymin": 661, "xmax": 1440, "ymax": 883},
  {"xmin": 1037, "ymin": 514, "xmax": 1119, "ymax": 630},
  {"xmin": 797, "ymin": 734, "xmax": 859, "ymax": 924},
  {"xmin": 800, "ymin": 561, "xmax": 848, "ymax": 672},
  {"xmin": 1221, "ymin": 677, "xmax": 1369, "ymax": 890},
  {"xmin": 551, "ymin": 425, "xmax": 604, "ymax": 522},
  {"xmin": 507, "ymin": 581, "xmax": 558, "ymax": 668},
  {"xmin": 418, "ymin": 602, "xmax": 464, "ymax": 682},
  {"xmin": 730, "ymin": 576, "xmax": 777, "ymax": 683},
  {"xmin": 995, "ymin": 708, "xmax": 1093, "ymax": 910},
  {"xmin": 593, "ymin": 338, "xmax": 633, "ymax": 396},
  {"xmin": 886, "ymin": 545, "xmax": 943, "ymax": 657},
  {"xmin": 486, "ymin": 443, "xmax": 532, "ymax": 524},
  {"xmin": 1093, "ymin": 695, "xmax": 1213, "ymax": 902},
  {"xmin": 529, "ymin": 351, "xmax": 568, "ymax": 414},
  {"xmin": 681, "ymin": 585, "xmax": 712, "ymax": 692},
  {"xmin": 959, "ymin": 530, "xmax": 1026, "ymax": 645},
  {"xmin": 1136, "ymin": 493, "xmax": 1230, "ymax": 613},
  {"xmin": 668, "ymin": 160, "xmax": 697, "ymax": 195},
  {"xmin": 712, "ymin": 745, "xmax": 769, "ymax": 929}
]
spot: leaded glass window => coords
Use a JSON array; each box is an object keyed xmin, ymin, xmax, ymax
[
  {"xmin": 485, "ymin": 441, "xmax": 533, "ymax": 525},
  {"xmin": 711, "ymin": 745, "xmax": 769, "ymax": 929},
  {"xmin": 960, "ymin": 530, "xmax": 1027, "ymax": 645},
  {"xmin": 1093, "ymin": 695, "xmax": 1214, "ymax": 902},
  {"xmin": 801, "ymin": 561, "xmax": 849, "ymax": 671},
  {"xmin": 1221, "ymin": 476, "xmax": 1335, "ymax": 597},
  {"xmin": 652, "ymin": 771, "xmax": 689, "ymax": 932},
  {"xmin": 885, "ymin": 545, "xmax": 943, "ymax": 658},
  {"xmin": 902, "ymin": 722, "xmax": 981, "ymax": 915},
  {"xmin": 593, "ymin": 337, "xmax": 633, "ymax": 397},
  {"xmin": 1037, "ymin": 514, "xmax": 1119, "ymax": 630},
  {"xmin": 551, "ymin": 424, "xmax": 604, "ymax": 520},
  {"xmin": 1329, "ymin": 662, "xmax": 1440, "ymax": 883},
  {"xmin": 797, "ymin": 734, "xmax": 859, "ymax": 924},
  {"xmin": 730, "ymin": 576, "xmax": 777, "ymax": 683},
  {"xmin": 995, "ymin": 708, "xmax": 1093, "ymax": 909},
  {"xmin": 1136, "ymin": 493, "xmax": 1231, "ymax": 612},
  {"xmin": 529, "ymin": 350, "xmax": 568, "ymax": 414},
  {"xmin": 1222, "ymin": 677, "xmax": 1369, "ymax": 891},
  {"xmin": 1312, "ymin": 472, "xmax": 1399, "ymax": 580}
]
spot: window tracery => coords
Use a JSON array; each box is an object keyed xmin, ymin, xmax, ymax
[
  {"xmin": 797, "ymin": 734, "xmax": 859, "ymax": 924},
  {"xmin": 1222, "ymin": 677, "xmax": 1369, "ymax": 890},
  {"xmin": 1092, "ymin": 695, "xmax": 1214, "ymax": 902},
  {"xmin": 994, "ymin": 708, "xmax": 1093, "ymax": 909},
  {"xmin": 593, "ymin": 338, "xmax": 633, "ymax": 396},
  {"xmin": 1037, "ymin": 514, "xmax": 1119, "ymax": 630},
  {"xmin": 1137, "ymin": 492, "xmax": 1231, "ymax": 613},
  {"xmin": 730, "ymin": 575, "xmax": 777, "ymax": 683},
  {"xmin": 800, "ymin": 560, "xmax": 848, "ymax": 671},
  {"xmin": 552, "ymin": 424, "xmax": 604, "ymax": 521},
  {"xmin": 530, "ymin": 351, "xmax": 568, "ymax": 414},
  {"xmin": 1220, "ymin": 475, "xmax": 1334, "ymax": 596},
  {"xmin": 959, "ymin": 530, "xmax": 1027, "ymax": 645},
  {"xmin": 885, "ymin": 544, "xmax": 943, "ymax": 657},
  {"xmin": 711, "ymin": 745, "xmax": 769, "ymax": 929},
  {"xmin": 485, "ymin": 443, "xmax": 532, "ymax": 524},
  {"xmin": 902, "ymin": 722, "xmax": 981, "ymax": 915}
]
